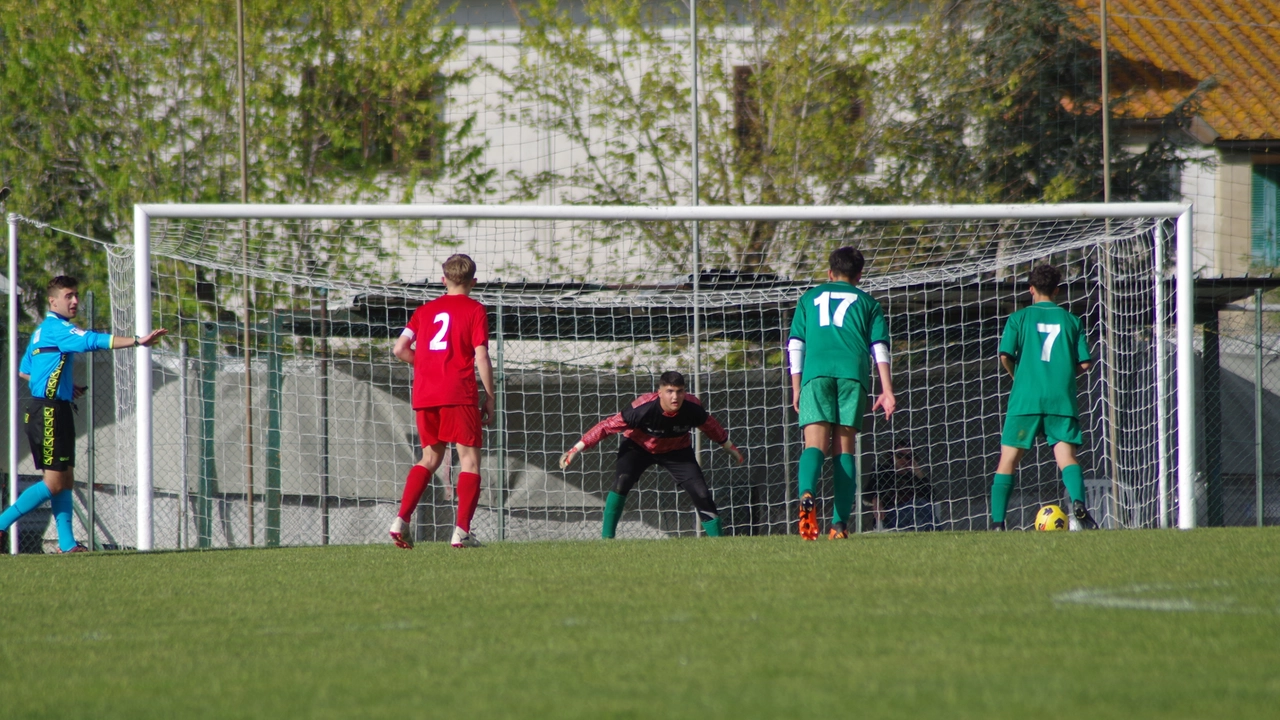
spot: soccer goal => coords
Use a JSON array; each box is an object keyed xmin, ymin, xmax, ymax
[{"xmin": 9, "ymin": 203, "xmax": 1196, "ymax": 551}]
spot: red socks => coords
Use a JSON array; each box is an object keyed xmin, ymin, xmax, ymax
[
  {"xmin": 397, "ymin": 465, "xmax": 430, "ymax": 521},
  {"xmin": 455, "ymin": 472, "xmax": 481, "ymax": 532},
  {"xmin": 400, "ymin": 466, "xmax": 481, "ymax": 532}
]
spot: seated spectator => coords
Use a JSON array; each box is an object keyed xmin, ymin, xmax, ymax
[{"xmin": 867, "ymin": 440, "xmax": 936, "ymax": 531}]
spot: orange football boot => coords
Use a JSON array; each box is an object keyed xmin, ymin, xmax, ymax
[{"xmin": 798, "ymin": 492, "xmax": 819, "ymax": 541}]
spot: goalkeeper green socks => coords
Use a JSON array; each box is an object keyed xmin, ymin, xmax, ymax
[
  {"xmin": 1062, "ymin": 464, "xmax": 1085, "ymax": 504},
  {"xmin": 798, "ymin": 447, "xmax": 825, "ymax": 499},
  {"xmin": 701, "ymin": 516, "xmax": 722, "ymax": 537},
  {"xmin": 832, "ymin": 453, "xmax": 856, "ymax": 527},
  {"xmin": 990, "ymin": 473, "xmax": 1014, "ymax": 523},
  {"xmin": 601, "ymin": 491, "xmax": 626, "ymax": 539}
]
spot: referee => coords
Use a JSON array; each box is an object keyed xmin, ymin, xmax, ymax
[{"xmin": 0, "ymin": 276, "xmax": 166, "ymax": 553}]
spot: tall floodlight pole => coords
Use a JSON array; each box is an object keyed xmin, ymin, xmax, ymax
[
  {"xmin": 690, "ymin": 0, "xmax": 703, "ymax": 470},
  {"xmin": 237, "ymin": 0, "xmax": 255, "ymax": 546},
  {"xmin": 1101, "ymin": 0, "xmax": 1112, "ymax": 202},
  {"xmin": 1098, "ymin": 0, "xmax": 1123, "ymax": 524}
]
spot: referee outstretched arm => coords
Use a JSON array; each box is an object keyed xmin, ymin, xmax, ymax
[{"xmin": 2, "ymin": 275, "xmax": 166, "ymax": 554}]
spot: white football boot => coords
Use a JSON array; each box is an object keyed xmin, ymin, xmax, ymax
[
  {"xmin": 450, "ymin": 526, "xmax": 481, "ymax": 548},
  {"xmin": 389, "ymin": 516, "xmax": 414, "ymax": 549}
]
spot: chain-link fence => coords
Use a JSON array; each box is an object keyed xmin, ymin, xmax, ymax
[{"xmin": 1200, "ymin": 290, "xmax": 1280, "ymax": 527}]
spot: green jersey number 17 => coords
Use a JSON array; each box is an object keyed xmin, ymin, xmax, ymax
[{"xmin": 814, "ymin": 291, "xmax": 859, "ymax": 327}]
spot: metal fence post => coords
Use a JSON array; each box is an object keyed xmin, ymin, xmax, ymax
[
  {"xmin": 1256, "ymin": 288, "xmax": 1265, "ymax": 529},
  {"xmin": 266, "ymin": 319, "xmax": 282, "ymax": 546},
  {"xmin": 198, "ymin": 321, "xmax": 217, "ymax": 547},
  {"xmin": 85, "ymin": 290, "xmax": 97, "ymax": 550}
]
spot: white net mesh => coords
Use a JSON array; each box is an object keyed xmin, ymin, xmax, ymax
[{"xmin": 79, "ymin": 211, "xmax": 1179, "ymax": 548}]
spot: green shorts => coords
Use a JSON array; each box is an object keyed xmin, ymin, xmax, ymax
[
  {"xmin": 799, "ymin": 377, "xmax": 868, "ymax": 430},
  {"xmin": 1000, "ymin": 414, "xmax": 1082, "ymax": 450}
]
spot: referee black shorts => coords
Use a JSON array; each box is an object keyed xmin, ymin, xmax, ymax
[{"xmin": 25, "ymin": 398, "xmax": 76, "ymax": 471}]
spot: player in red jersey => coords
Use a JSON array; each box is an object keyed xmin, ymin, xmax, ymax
[
  {"xmin": 389, "ymin": 254, "xmax": 495, "ymax": 549},
  {"xmin": 559, "ymin": 371, "xmax": 744, "ymax": 538}
]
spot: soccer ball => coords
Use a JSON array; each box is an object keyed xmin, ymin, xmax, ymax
[{"xmin": 1035, "ymin": 504, "xmax": 1069, "ymax": 531}]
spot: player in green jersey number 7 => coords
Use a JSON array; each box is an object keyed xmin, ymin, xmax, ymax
[
  {"xmin": 989, "ymin": 264, "xmax": 1099, "ymax": 531},
  {"xmin": 787, "ymin": 247, "xmax": 896, "ymax": 541}
]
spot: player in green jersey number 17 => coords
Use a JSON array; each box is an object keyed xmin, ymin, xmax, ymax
[
  {"xmin": 788, "ymin": 247, "xmax": 896, "ymax": 540},
  {"xmin": 989, "ymin": 264, "xmax": 1099, "ymax": 530}
]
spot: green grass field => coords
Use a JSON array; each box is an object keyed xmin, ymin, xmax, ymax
[{"xmin": 2, "ymin": 529, "xmax": 1277, "ymax": 719}]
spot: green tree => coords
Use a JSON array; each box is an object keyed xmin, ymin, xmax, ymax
[
  {"xmin": 498, "ymin": 0, "xmax": 886, "ymax": 279},
  {"xmin": 879, "ymin": 0, "xmax": 1193, "ymax": 204},
  {"xmin": 0, "ymin": 0, "xmax": 492, "ymax": 324}
]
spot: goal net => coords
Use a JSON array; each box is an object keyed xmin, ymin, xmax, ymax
[{"xmin": 82, "ymin": 203, "xmax": 1191, "ymax": 549}]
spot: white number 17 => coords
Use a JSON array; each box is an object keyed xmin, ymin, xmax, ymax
[
  {"xmin": 814, "ymin": 291, "xmax": 858, "ymax": 327},
  {"xmin": 1036, "ymin": 322, "xmax": 1060, "ymax": 362}
]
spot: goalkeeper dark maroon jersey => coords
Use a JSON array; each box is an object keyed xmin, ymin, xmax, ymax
[
  {"xmin": 579, "ymin": 392, "xmax": 729, "ymax": 455},
  {"xmin": 403, "ymin": 294, "xmax": 489, "ymax": 409}
]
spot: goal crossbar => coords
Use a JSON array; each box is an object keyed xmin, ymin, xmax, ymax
[
  {"xmin": 119, "ymin": 202, "xmax": 1196, "ymax": 550},
  {"xmin": 136, "ymin": 202, "xmax": 1190, "ymax": 222}
]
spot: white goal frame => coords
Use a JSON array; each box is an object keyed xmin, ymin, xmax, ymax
[{"xmin": 7, "ymin": 202, "xmax": 1195, "ymax": 552}]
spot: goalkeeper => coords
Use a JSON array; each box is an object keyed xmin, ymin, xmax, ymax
[
  {"xmin": 988, "ymin": 263, "xmax": 1098, "ymax": 531},
  {"xmin": 0, "ymin": 276, "xmax": 167, "ymax": 553},
  {"xmin": 788, "ymin": 247, "xmax": 895, "ymax": 541},
  {"xmin": 559, "ymin": 371, "xmax": 743, "ymax": 538}
]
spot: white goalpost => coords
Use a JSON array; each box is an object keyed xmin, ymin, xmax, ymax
[
  {"xmin": 7, "ymin": 201, "xmax": 1195, "ymax": 553},
  {"xmin": 111, "ymin": 202, "xmax": 1196, "ymax": 550}
]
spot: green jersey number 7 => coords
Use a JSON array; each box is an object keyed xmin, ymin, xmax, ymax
[{"xmin": 1036, "ymin": 322, "xmax": 1060, "ymax": 362}]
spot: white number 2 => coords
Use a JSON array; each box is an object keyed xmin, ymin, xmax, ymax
[
  {"xmin": 429, "ymin": 312, "xmax": 450, "ymax": 350},
  {"xmin": 1036, "ymin": 323, "xmax": 1060, "ymax": 362},
  {"xmin": 814, "ymin": 291, "xmax": 858, "ymax": 327}
]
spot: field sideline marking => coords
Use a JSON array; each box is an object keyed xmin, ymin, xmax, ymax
[{"xmin": 1054, "ymin": 581, "xmax": 1279, "ymax": 615}]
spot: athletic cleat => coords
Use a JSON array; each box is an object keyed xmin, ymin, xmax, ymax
[
  {"xmin": 450, "ymin": 526, "xmax": 481, "ymax": 548},
  {"xmin": 1072, "ymin": 500, "xmax": 1099, "ymax": 530},
  {"xmin": 990, "ymin": 521, "xmax": 1006, "ymax": 531},
  {"xmin": 828, "ymin": 522, "xmax": 848, "ymax": 540},
  {"xmin": 389, "ymin": 516, "xmax": 414, "ymax": 549},
  {"xmin": 58, "ymin": 543, "xmax": 89, "ymax": 553},
  {"xmin": 798, "ymin": 492, "xmax": 819, "ymax": 541}
]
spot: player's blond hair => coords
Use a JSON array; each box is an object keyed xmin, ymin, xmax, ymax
[{"xmin": 442, "ymin": 254, "xmax": 477, "ymax": 285}]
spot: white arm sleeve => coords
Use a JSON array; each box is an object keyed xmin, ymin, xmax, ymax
[
  {"xmin": 871, "ymin": 341, "xmax": 890, "ymax": 367},
  {"xmin": 787, "ymin": 338, "xmax": 805, "ymax": 375},
  {"xmin": 400, "ymin": 328, "xmax": 415, "ymax": 339}
]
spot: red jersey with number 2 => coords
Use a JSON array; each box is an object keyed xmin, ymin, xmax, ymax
[{"xmin": 403, "ymin": 294, "xmax": 490, "ymax": 409}]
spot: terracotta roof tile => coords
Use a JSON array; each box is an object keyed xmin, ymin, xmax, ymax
[{"xmin": 1071, "ymin": 0, "xmax": 1280, "ymax": 141}]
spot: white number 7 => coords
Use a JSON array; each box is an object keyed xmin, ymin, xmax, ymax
[{"xmin": 1036, "ymin": 323, "xmax": 1060, "ymax": 362}]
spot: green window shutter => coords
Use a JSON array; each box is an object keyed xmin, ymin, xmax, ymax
[{"xmin": 1253, "ymin": 164, "xmax": 1280, "ymax": 266}]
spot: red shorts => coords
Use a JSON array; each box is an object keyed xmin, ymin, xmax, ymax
[{"xmin": 416, "ymin": 405, "xmax": 483, "ymax": 448}]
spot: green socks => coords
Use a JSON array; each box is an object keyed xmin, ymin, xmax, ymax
[
  {"xmin": 605, "ymin": 492, "xmax": 721, "ymax": 538},
  {"xmin": 798, "ymin": 449, "xmax": 856, "ymax": 525},
  {"xmin": 1062, "ymin": 464, "xmax": 1085, "ymax": 504},
  {"xmin": 601, "ymin": 491, "xmax": 626, "ymax": 539},
  {"xmin": 798, "ymin": 447, "xmax": 825, "ymax": 499},
  {"xmin": 832, "ymin": 453, "xmax": 856, "ymax": 527},
  {"xmin": 991, "ymin": 474, "xmax": 1014, "ymax": 523},
  {"xmin": 701, "ymin": 516, "xmax": 722, "ymax": 537}
]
